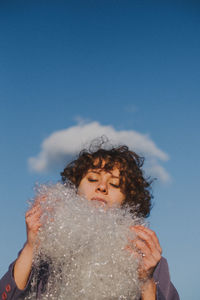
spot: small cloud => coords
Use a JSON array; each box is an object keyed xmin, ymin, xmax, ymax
[
  {"xmin": 145, "ymin": 162, "xmax": 171, "ymax": 183},
  {"xmin": 28, "ymin": 121, "xmax": 170, "ymax": 182},
  {"xmin": 73, "ymin": 115, "xmax": 91, "ymax": 125},
  {"xmin": 124, "ymin": 104, "xmax": 138, "ymax": 113}
]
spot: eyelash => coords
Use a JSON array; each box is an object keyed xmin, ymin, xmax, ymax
[
  {"xmin": 87, "ymin": 178, "xmax": 119, "ymax": 188},
  {"xmin": 110, "ymin": 183, "xmax": 120, "ymax": 188}
]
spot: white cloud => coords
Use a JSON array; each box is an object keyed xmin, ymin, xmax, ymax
[
  {"xmin": 145, "ymin": 162, "xmax": 170, "ymax": 183},
  {"xmin": 28, "ymin": 121, "xmax": 170, "ymax": 182}
]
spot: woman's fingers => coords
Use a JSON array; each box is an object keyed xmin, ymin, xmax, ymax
[
  {"xmin": 127, "ymin": 225, "xmax": 162, "ymax": 281},
  {"xmin": 34, "ymin": 195, "xmax": 47, "ymax": 206},
  {"xmin": 134, "ymin": 238, "xmax": 152, "ymax": 257},
  {"xmin": 130, "ymin": 226, "xmax": 162, "ymax": 254},
  {"xmin": 134, "ymin": 226, "xmax": 162, "ymax": 253},
  {"xmin": 26, "ymin": 205, "xmax": 42, "ymax": 226},
  {"xmin": 26, "ymin": 205, "xmax": 41, "ymax": 219},
  {"xmin": 25, "ymin": 200, "xmax": 44, "ymax": 247},
  {"xmin": 134, "ymin": 239, "xmax": 160, "ymax": 270}
]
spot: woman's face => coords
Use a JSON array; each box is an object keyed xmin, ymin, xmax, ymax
[{"xmin": 77, "ymin": 167, "xmax": 125, "ymax": 207}]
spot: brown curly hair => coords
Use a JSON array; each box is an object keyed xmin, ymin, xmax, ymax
[{"xmin": 61, "ymin": 142, "xmax": 153, "ymax": 218}]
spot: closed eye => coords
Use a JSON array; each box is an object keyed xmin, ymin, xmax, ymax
[
  {"xmin": 110, "ymin": 183, "xmax": 120, "ymax": 188},
  {"xmin": 88, "ymin": 178, "xmax": 98, "ymax": 182}
]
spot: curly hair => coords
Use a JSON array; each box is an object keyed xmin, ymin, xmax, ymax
[{"xmin": 61, "ymin": 142, "xmax": 153, "ymax": 218}]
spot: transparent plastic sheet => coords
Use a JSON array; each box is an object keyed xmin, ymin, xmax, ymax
[{"xmin": 26, "ymin": 183, "xmax": 145, "ymax": 300}]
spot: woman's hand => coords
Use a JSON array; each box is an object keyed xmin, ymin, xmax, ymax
[
  {"xmin": 13, "ymin": 196, "xmax": 44, "ymax": 290},
  {"xmin": 127, "ymin": 225, "xmax": 162, "ymax": 299},
  {"xmin": 25, "ymin": 197, "xmax": 44, "ymax": 249},
  {"xmin": 132, "ymin": 225, "xmax": 162, "ymax": 280}
]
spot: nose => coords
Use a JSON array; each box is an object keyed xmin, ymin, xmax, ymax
[{"xmin": 96, "ymin": 181, "xmax": 108, "ymax": 194}]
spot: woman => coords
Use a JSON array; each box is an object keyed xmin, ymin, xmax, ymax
[{"xmin": 0, "ymin": 143, "xmax": 179, "ymax": 299}]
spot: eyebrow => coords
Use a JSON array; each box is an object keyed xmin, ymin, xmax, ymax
[{"xmin": 87, "ymin": 170, "xmax": 119, "ymax": 179}]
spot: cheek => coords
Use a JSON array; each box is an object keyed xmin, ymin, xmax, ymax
[
  {"xmin": 78, "ymin": 182, "xmax": 93, "ymax": 199},
  {"xmin": 119, "ymin": 194, "xmax": 125, "ymax": 204},
  {"xmin": 119, "ymin": 190, "xmax": 126, "ymax": 203},
  {"xmin": 77, "ymin": 184, "xmax": 86, "ymax": 196},
  {"xmin": 112, "ymin": 190, "xmax": 125, "ymax": 204},
  {"xmin": 77, "ymin": 181, "xmax": 85, "ymax": 196}
]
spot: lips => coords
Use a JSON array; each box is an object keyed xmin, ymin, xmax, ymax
[{"xmin": 91, "ymin": 197, "xmax": 107, "ymax": 205}]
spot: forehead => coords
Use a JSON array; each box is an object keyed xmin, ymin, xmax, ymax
[{"xmin": 87, "ymin": 167, "xmax": 120, "ymax": 178}]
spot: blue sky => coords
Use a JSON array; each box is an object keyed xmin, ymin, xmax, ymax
[{"xmin": 1, "ymin": 1, "xmax": 200, "ymax": 299}]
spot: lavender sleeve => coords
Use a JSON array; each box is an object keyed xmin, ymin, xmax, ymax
[
  {"xmin": 0, "ymin": 260, "xmax": 32, "ymax": 300},
  {"xmin": 153, "ymin": 257, "xmax": 180, "ymax": 300}
]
